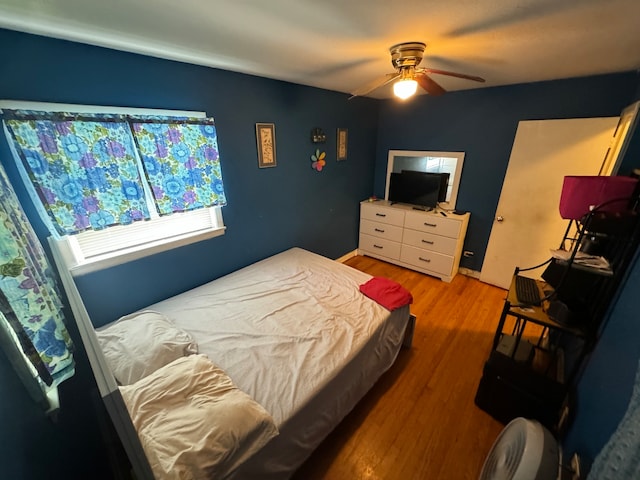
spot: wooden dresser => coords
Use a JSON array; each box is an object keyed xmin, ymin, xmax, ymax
[{"xmin": 358, "ymin": 200, "xmax": 470, "ymax": 282}]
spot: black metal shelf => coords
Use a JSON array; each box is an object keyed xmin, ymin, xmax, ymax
[{"xmin": 476, "ymin": 195, "xmax": 640, "ymax": 433}]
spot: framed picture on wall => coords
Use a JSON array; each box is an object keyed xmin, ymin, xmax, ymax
[
  {"xmin": 337, "ymin": 128, "xmax": 348, "ymax": 161},
  {"xmin": 256, "ymin": 123, "xmax": 277, "ymax": 168}
]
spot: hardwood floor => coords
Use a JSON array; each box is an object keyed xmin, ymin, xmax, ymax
[{"xmin": 292, "ymin": 255, "xmax": 507, "ymax": 480}]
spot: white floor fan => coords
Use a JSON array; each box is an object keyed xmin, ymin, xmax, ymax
[{"xmin": 479, "ymin": 418, "xmax": 580, "ymax": 480}]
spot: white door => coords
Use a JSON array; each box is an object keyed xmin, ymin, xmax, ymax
[{"xmin": 479, "ymin": 117, "xmax": 619, "ymax": 289}]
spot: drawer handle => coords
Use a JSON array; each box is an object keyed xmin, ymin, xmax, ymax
[
  {"xmin": 423, "ymin": 222, "xmax": 437, "ymax": 227},
  {"xmin": 375, "ymin": 213, "xmax": 387, "ymax": 217},
  {"xmin": 374, "ymin": 228, "xmax": 385, "ymax": 233},
  {"xmin": 373, "ymin": 244, "xmax": 383, "ymax": 249},
  {"xmin": 418, "ymin": 257, "xmax": 431, "ymax": 263},
  {"xmin": 421, "ymin": 239, "xmax": 434, "ymax": 245}
]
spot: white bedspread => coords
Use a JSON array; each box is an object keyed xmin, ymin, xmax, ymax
[{"xmin": 143, "ymin": 247, "xmax": 409, "ymax": 478}]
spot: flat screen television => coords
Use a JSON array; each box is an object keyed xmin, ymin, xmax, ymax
[
  {"xmin": 402, "ymin": 170, "xmax": 450, "ymax": 202},
  {"xmin": 388, "ymin": 171, "xmax": 442, "ymax": 209}
]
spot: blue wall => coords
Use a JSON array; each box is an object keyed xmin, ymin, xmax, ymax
[
  {"xmin": 0, "ymin": 29, "xmax": 380, "ymax": 326},
  {"xmin": 0, "ymin": 28, "xmax": 379, "ymax": 478},
  {"xmin": 375, "ymin": 74, "xmax": 640, "ymax": 270},
  {"xmin": 0, "ymin": 342, "xmax": 121, "ymax": 479},
  {"xmin": 372, "ymin": 74, "xmax": 640, "ymax": 468},
  {"xmin": 1, "ymin": 26, "xmax": 640, "ymax": 479}
]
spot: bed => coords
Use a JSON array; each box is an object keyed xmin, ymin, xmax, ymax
[{"xmin": 56, "ymin": 246, "xmax": 412, "ymax": 479}]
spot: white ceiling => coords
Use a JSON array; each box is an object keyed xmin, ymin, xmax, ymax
[{"xmin": 1, "ymin": 0, "xmax": 640, "ymax": 99}]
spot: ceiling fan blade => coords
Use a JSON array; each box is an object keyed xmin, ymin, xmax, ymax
[
  {"xmin": 349, "ymin": 72, "xmax": 400, "ymax": 99},
  {"xmin": 416, "ymin": 73, "xmax": 447, "ymax": 96},
  {"xmin": 422, "ymin": 68, "xmax": 485, "ymax": 83}
]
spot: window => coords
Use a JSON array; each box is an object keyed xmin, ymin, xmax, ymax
[
  {"xmin": 63, "ymin": 207, "xmax": 224, "ymax": 275},
  {"xmin": 1, "ymin": 101, "xmax": 227, "ymax": 275}
]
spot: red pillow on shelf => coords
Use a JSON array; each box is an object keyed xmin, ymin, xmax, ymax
[{"xmin": 559, "ymin": 176, "xmax": 638, "ymax": 220}]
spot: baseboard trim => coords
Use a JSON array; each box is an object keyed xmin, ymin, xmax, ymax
[
  {"xmin": 336, "ymin": 250, "xmax": 358, "ymax": 263},
  {"xmin": 459, "ymin": 267, "xmax": 481, "ymax": 279}
]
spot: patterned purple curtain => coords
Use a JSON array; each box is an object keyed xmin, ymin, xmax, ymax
[
  {"xmin": 0, "ymin": 160, "xmax": 74, "ymax": 386},
  {"xmin": 131, "ymin": 118, "xmax": 226, "ymax": 215},
  {"xmin": 5, "ymin": 111, "xmax": 150, "ymax": 235}
]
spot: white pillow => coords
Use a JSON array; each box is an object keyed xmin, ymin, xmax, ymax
[
  {"xmin": 119, "ymin": 354, "xmax": 278, "ymax": 480},
  {"xmin": 96, "ymin": 310, "xmax": 198, "ymax": 385}
]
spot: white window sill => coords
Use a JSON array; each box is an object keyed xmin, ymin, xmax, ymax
[{"xmin": 55, "ymin": 226, "xmax": 225, "ymax": 277}]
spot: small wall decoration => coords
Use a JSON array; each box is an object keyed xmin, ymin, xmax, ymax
[
  {"xmin": 256, "ymin": 123, "xmax": 277, "ymax": 168},
  {"xmin": 337, "ymin": 128, "xmax": 348, "ymax": 161},
  {"xmin": 311, "ymin": 127, "xmax": 327, "ymax": 143},
  {"xmin": 311, "ymin": 149, "xmax": 326, "ymax": 172}
]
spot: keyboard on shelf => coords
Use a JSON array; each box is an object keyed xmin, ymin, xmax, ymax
[{"xmin": 514, "ymin": 275, "xmax": 542, "ymax": 306}]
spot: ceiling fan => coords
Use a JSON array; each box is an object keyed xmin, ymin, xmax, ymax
[{"xmin": 349, "ymin": 41, "xmax": 485, "ymax": 100}]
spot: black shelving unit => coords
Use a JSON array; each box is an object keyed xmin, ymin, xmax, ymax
[{"xmin": 475, "ymin": 196, "xmax": 640, "ymax": 433}]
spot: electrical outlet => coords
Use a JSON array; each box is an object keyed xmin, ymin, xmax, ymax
[{"xmin": 570, "ymin": 453, "xmax": 581, "ymax": 480}]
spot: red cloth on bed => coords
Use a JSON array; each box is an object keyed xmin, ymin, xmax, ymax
[{"xmin": 359, "ymin": 277, "xmax": 413, "ymax": 311}]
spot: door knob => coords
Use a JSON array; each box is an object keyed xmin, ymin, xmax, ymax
[{"xmin": 496, "ymin": 215, "xmax": 504, "ymax": 222}]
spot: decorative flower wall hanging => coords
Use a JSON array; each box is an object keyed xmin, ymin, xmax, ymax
[{"xmin": 311, "ymin": 149, "xmax": 326, "ymax": 172}]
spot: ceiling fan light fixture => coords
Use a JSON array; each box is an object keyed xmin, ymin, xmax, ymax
[
  {"xmin": 393, "ymin": 78, "xmax": 418, "ymax": 100},
  {"xmin": 349, "ymin": 41, "xmax": 484, "ymax": 100}
]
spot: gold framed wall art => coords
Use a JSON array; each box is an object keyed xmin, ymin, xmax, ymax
[
  {"xmin": 337, "ymin": 128, "xmax": 348, "ymax": 161},
  {"xmin": 256, "ymin": 123, "xmax": 277, "ymax": 168}
]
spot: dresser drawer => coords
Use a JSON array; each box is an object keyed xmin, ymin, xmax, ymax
[
  {"xmin": 400, "ymin": 245, "xmax": 454, "ymax": 276},
  {"xmin": 361, "ymin": 202, "xmax": 405, "ymax": 227},
  {"xmin": 359, "ymin": 233, "xmax": 401, "ymax": 260},
  {"xmin": 402, "ymin": 229, "xmax": 458, "ymax": 256},
  {"xmin": 404, "ymin": 211, "xmax": 461, "ymax": 238},
  {"xmin": 360, "ymin": 219, "xmax": 404, "ymax": 242}
]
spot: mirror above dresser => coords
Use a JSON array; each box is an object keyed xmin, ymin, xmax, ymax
[{"xmin": 385, "ymin": 150, "xmax": 465, "ymax": 211}]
